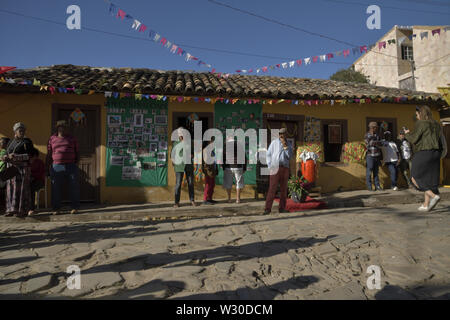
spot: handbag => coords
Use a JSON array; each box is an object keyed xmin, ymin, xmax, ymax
[{"xmin": 439, "ymin": 132, "xmax": 447, "ymax": 159}]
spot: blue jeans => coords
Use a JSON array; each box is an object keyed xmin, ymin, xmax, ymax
[
  {"xmin": 174, "ymin": 170, "xmax": 194, "ymax": 204},
  {"xmin": 51, "ymin": 163, "xmax": 80, "ymax": 210},
  {"xmin": 366, "ymin": 156, "xmax": 381, "ymax": 189},
  {"xmin": 384, "ymin": 162, "xmax": 398, "ymax": 188}
]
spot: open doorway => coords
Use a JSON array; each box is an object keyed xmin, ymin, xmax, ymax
[{"xmin": 172, "ymin": 112, "xmax": 213, "ymax": 140}]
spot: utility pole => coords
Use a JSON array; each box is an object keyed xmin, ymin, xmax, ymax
[{"xmin": 410, "ymin": 60, "xmax": 416, "ymax": 91}]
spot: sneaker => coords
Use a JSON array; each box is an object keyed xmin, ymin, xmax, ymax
[
  {"xmin": 263, "ymin": 209, "xmax": 271, "ymax": 215},
  {"xmin": 375, "ymin": 186, "xmax": 383, "ymax": 191},
  {"xmin": 418, "ymin": 205, "xmax": 429, "ymax": 212},
  {"xmin": 428, "ymin": 195, "xmax": 441, "ymax": 211},
  {"xmin": 393, "ymin": 186, "xmax": 398, "ymax": 191},
  {"xmin": 52, "ymin": 210, "xmax": 61, "ymax": 215},
  {"xmin": 70, "ymin": 209, "xmax": 78, "ymax": 215},
  {"xmin": 27, "ymin": 210, "xmax": 36, "ymax": 216}
]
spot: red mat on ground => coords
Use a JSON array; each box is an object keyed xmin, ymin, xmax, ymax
[{"xmin": 274, "ymin": 196, "xmax": 327, "ymax": 212}]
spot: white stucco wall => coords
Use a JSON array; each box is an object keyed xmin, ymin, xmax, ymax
[
  {"xmin": 354, "ymin": 25, "xmax": 449, "ymax": 93},
  {"xmin": 412, "ymin": 26, "xmax": 450, "ymax": 93}
]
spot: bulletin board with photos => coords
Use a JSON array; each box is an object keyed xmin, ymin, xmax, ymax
[
  {"xmin": 214, "ymin": 101, "xmax": 262, "ymax": 185},
  {"xmin": 105, "ymin": 97, "xmax": 168, "ymax": 187}
]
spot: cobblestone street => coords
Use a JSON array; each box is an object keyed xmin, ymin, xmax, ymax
[{"xmin": 0, "ymin": 201, "xmax": 449, "ymax": 300}]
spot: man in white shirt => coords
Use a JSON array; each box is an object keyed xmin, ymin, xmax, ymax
[{"xmin": 264, "ymin": 128, "xmax": 293, "ymax": 214}]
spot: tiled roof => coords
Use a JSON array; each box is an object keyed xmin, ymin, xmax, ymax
[{"xmin": 0, "ymin": 64, "xmax": 445, "ymax": 104}]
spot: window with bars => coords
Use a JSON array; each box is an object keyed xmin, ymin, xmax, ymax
[{"xmin": 401, "ymin": 45, "xmax": 414, "ymax": 61}]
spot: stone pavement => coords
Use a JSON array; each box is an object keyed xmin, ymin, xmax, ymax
[
  {"xmin": 0, "ymin": 200, "xmax": 449, "ymax": 300},
  {"xmin": 1, "ymin": 187, "xmax": 449, "ymax": 224}
]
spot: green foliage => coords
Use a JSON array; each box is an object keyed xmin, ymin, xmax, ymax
[
  {"xmin": 287, "ymin": 175, "xmax": 310, "ymax": 198},
  {"xmin": 330, "ymin": 68, "xmax": 369, "ymax": 84}
]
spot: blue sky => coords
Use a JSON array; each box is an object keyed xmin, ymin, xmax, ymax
[{"xmin": 0, "ymin": 0, "xmax": 449, "ymax": 80}]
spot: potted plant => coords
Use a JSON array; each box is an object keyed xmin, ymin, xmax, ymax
[{"xmin": 288, "ymin": 175, "xmax": 312, "ymax": 203}]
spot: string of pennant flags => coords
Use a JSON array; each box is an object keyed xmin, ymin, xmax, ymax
[
  {"xmin": 236, "ymin": 26, "xmax": 450, "ymax": 74},
  {"xmin": 105, "ymin": 1, "xmax": 216, "ymax": 73},
  {"xmin": 0, "ymin": 76, "xmax": 433, "ymax": 106},
  {"xmin": 104, "ymin": 1, "xmax": 449, "ymax": 77}
]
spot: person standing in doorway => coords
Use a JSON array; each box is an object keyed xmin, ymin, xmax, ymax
[
  {"xmin": 365, "ymin": 122, "xmax": 383, "ymax": 191},
  {"xmin": 404, "ymin": 105, "xmax": 442, "ymax": 212},
  {"xmin": 46, "ymin": 120, "xmax": 80, "ymax": 215},
  {"xmin": 172, "ymin": 127, "xmax": 196, "ymax": 208},
  {"xmin": 381, "ymin": 131, "xmax": 401, "ymax": 191},
  {"xmin": 264, "ymin": 128, "xmax": 293, "ymax": 214}
]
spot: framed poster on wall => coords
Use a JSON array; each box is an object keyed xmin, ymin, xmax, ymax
[{"xmin": 105, "ymin": 97, "xmax": 168, "ymax": 187}]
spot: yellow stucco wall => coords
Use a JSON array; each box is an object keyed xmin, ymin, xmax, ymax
[{"xmin": 0, "ymin": 92, "xmax": 442, "ymax": 204}]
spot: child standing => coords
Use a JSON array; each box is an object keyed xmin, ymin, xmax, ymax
[
  {"xmin": 29, "ymin": 148, "xmax": 46, "ymax": 216},
  {"xmin": 398, "ymin": 129, "xmax": 413, "ymax": 188},
  {"xmin": 381, "ymin": 131, "xmax": 401, "ymax": 191}
]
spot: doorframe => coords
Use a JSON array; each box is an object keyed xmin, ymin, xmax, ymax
[
  {"xmin": 171, "ymin": 112, "xmax": 214, "ymax": 138},
  {"xmin": 52, "ymin": 103, "xmax": 101, "ymax": 203},
  {"xmin": 263, "ymin": 113, "xmax": 305, "ymax": 142}
]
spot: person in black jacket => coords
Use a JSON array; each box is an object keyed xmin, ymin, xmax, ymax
[{"xmin": 1, "ymin": 123, "xmax": 35, "ymax": 217}]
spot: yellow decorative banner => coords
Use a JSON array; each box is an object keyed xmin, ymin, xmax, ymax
[{"xmin": 438, "ymin": 87, "xmax": 450, "ymax": 106}]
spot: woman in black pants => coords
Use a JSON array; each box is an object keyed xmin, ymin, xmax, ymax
[{"xmin": 404, "ymin": 105, "xmax": 442, "ymax": 212}]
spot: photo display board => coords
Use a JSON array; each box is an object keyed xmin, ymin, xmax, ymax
[
  {"xmin": 214, "ymin": 101, "xmax": 262, "ymax": 185},
  {"xmin": 106, "ymin": 97, "xmax": 168, "ymax": 186}
]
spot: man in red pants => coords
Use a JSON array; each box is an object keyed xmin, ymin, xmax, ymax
[{"xmin": 264, "ymin": 128, "xmax": 293, "ymax": 214}]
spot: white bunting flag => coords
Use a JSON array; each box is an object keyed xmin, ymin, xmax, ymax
[
  {"xmin": 289, "ymin": 61, "xmax": 295, "ymax": 68},
  {"xmin": 304, "ymin": 57, "xmax": 311, "ymax": 65},
  {"xmin": 132, "ymin": 19, "xmax": 141, "ymax": 30}
]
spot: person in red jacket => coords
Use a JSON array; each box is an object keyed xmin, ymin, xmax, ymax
[{"xmin": 28, "ymin": 148, "xmax": 45, "ymax": 216}]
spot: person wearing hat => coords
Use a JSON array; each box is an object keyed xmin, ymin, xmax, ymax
[
  {"xmin": 172, "ymin": 127, "xmax": 196, "ymax": 208},
  {"xmin": 364, "ymin": 122, "xmax": 383, "ymax": 191},
  {"xmin": 380, "ymin": 131, "xmax": 401, "ymax": 191},
  {"xmin": 264, "ymin": 127, "xmax": 293, "ymax": 214},
  {"xmin": 46, "ymin": 120, "xmax": 80, "ymax": 215},
  {"xmin": 2, "ymin": 122, "xmax": 35, "ymax": 217},
  {"xmin": 397, "ymin": 128, "xmax": 413, "ymax": 188}
]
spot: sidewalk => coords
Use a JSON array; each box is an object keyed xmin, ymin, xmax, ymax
[{"xmin": 1, "ymin": 187, "xmax": 449, "ymax": 224}]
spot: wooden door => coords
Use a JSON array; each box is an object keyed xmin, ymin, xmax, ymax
[{"xmin": 52, "ymin": 104, "xmax": 100, "ymax": 203}]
